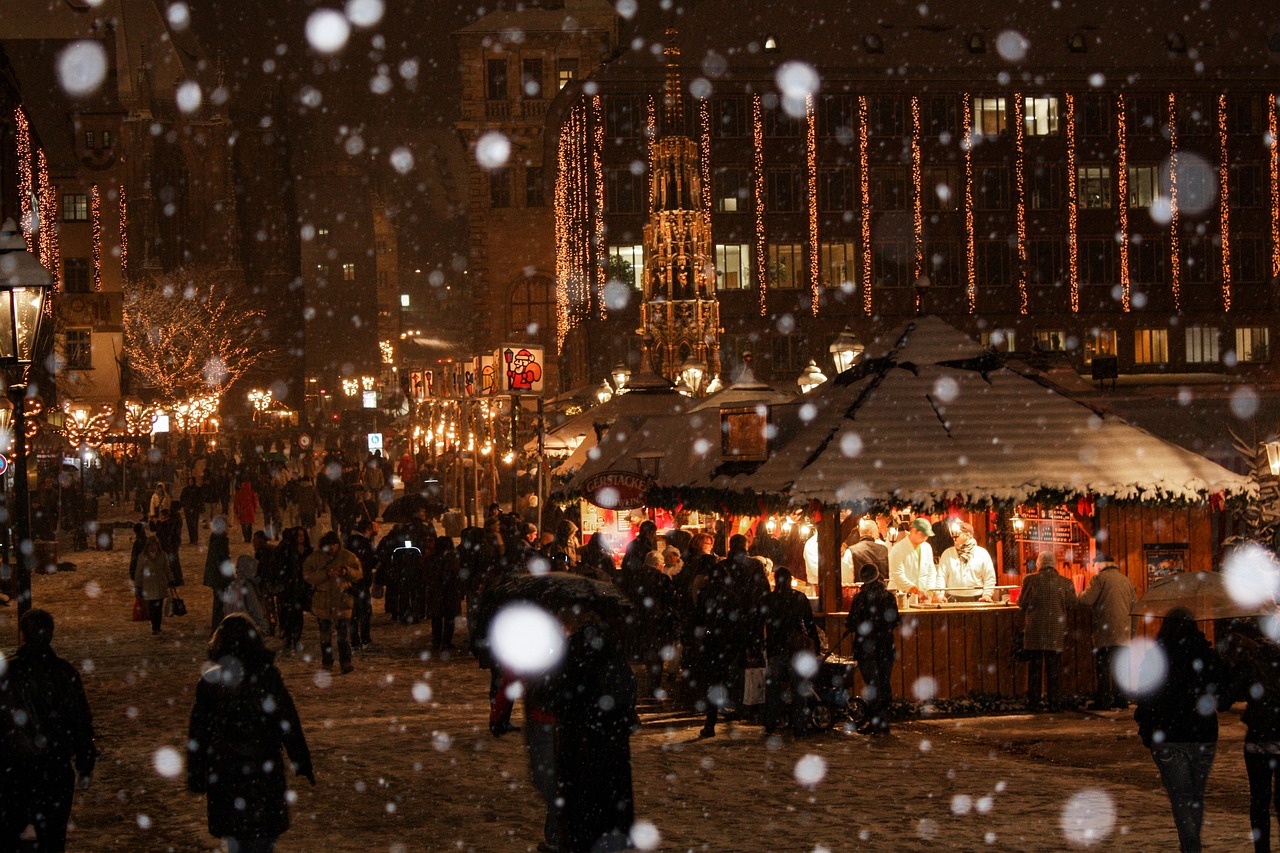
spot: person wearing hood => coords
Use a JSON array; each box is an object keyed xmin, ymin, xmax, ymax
[
  {"xmin": 1078, "ymin": 554, "xmax": 1137, "ymax": 710},
  {"xmin": 134, "ymin": 536, "xmax": 176, "ymax": 635}
]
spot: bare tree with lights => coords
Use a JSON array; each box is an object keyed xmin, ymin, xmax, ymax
[{"xmin": 122, "ymin": 268, "xmax": 270, "ymax": 404}]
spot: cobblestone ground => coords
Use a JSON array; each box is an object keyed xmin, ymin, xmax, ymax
[{"xmin": 0, "ymin": 533, "xmax": 1258, "ymax": 852}]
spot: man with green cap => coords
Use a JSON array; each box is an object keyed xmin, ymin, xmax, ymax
[{"xmin": 888, "ymin": 517, "xmax": 939, "ymax": 602}]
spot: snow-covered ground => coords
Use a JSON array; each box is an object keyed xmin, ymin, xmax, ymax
[{"xmin": 0, "ymin": 530, "xmax": 1257, "ymax": 851}]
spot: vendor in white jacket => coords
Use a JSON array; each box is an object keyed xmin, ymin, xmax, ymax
[
  {"xmin": 889, "ymin": 517, "xmax": 940, "ymax": 599},
  {"xmin": 937, "ymin": 521, "xmax": 997, "ymax": 602}
]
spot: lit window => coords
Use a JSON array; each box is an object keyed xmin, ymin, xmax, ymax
[
  {"xmin": 1134, "ymin": 328, "xmax": 1169, "ymax": 364},
  {"xmin": 62, "ymin": 194, "xmax": 89, "ymax": 221},
  {"xmin": 1078, "ymin": 166, "xmax": 1112, "ymax": 209},
  {"xmin": 819, "ymin": 243, "xmax": 857, "ymax": 289},
  {"xmin": 1236, "ymin": 327, "xmax": 1271, "ymax": 363},
  {"xmin": 1128, "ymin": 165, "xmax": 1161, "ymax": 208},
  {"xmin": 767, "ymin": 244, "xmax": 804, "ymax": 289},
  {"xmin": 400, "ymin": 294, "xmax": 410, "ymax": 308},
  {"xmin": 1185, "ymin": 326, "xmax": 1219, "ymax": 363},
  {"xmin": 981, "ymin": 329, "xmax": 1016, "ymax": 352},
  {"xmin": 557, "ymin": 58, "xmax": 577, "ymax": 90},
  {"xmin": 64, "ymin": 258, "xmax": 90, "ymax": 293},
  {"xmin": 342, "ymin": 263, "xmax": 356, "ymax": 281},
  {"xmin": 1035, "ymin": 330, "xmax": 1069, "ymax": 352},
  {"xmin": 317, "ymin": 227, "xmax": 330, "ymax": 237},
  {"xmin": 764, "ymin": 36, "xmax": 779, "ymax": 52},
  {"xmin": 607, "ymin": 245, "xmax": 644, "ymax": 290},
  {"xmin": 1023, "ymin": 96, "xmax": 1060, "ymax": 136},
  {"xmin": 1083, "ymin": 329, "xmax": 1117, "ymax": 364},
  {"xmin": 972, "ymin": 96, "xmax": 1007, "ymax": 136},
  {"xmin": 715, "ymin": 244, "xmax": 751, "ymax": 290},
  {"xmin": 64, "ymin": 329, "xmax": 92, "ymax": 370}
]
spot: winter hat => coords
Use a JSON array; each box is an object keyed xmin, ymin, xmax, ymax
[
  {"xmin": 1036, "ymin": 551, "xmax": 1056, "ymax": 570},
  {"xmin": 910, "ymin": 517, "xmax": 935, "ymax": 537},
  {"xmin": 956, "ymin": 521, "xmax": 975, "ymax": 536}
]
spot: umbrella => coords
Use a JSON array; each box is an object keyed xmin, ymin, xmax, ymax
[
  {"xmin": 485, "ymin": 571, "xmax": 629, "ymax": 618},
  {"xmin": 382, "ymin": 492, "xmax": 445, "ymax": 523},
  {"xmin": 1131, "ymin": 571, "xmax": 1277, "ymax": 621}
]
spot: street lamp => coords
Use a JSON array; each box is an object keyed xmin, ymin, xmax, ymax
[
  {"xmin": 797, "ymin": 359, "xmax": 828, "ymax": 394},
  {"xmin": 610, "ymin": 363, "xmax": 631, "ymax": 393},
  {"xmin": 0, "ymin": 218, "xmax": 52, "ymax": 618},
  {"xmin": 829, "ymin": 325, "xmax": 865, "ymax": 374},
  {"xmin": 595, "ymin": 381, "xmax": 613, "ymax": 406},
  {"xmin": 679, "ymin": 357, "xmax": 707, "ymax": 396}
]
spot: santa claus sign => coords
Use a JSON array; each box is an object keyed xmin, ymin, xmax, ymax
[{"xmin": 498, "ymin": 344, "xmax": 545, "ymax": 395}]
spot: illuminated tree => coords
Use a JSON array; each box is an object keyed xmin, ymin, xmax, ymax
[{"xmin": 122, "ymin": 268, "xmax": 270, "ymax": 403}]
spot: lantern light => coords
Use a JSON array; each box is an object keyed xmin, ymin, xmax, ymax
[
  {"xmin": 610, "ymin": 363, "xmax": 631, "ymax": 393},
  {"xmin": 829, "ymin": 326, "xmax": 865, "ymax": 374},
  {"xmin": 1265, "ymin": 440, "xmax": 1280, "ymax": 477},
  {"xmin": 797, "ymin": 359, "xmax": 828, "ymax": 394}
]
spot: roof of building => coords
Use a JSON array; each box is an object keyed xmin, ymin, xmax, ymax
[{"xmin": 455, "ymin": 0, "xmax": 618, "ymax": 36}]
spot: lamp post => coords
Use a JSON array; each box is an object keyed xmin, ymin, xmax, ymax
[
  {"xmin": 610, "ymin": 362, "xmax": 631, "ymax": 394},
  {"xmin": 829, "ymin": 325, "xmax": 865, "ymax": 374},
  {"xmin": 797, "ymin": 359, "xmax": 828, "ymax": 394},
  {"xmin": 0, "ymin": 218, "xmax": 52, "ymax": 618},
  {"xmin": 679, "ymin": 357, "xmax": 707, "ymax": 396}
]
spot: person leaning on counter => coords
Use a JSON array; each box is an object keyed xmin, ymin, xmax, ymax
[
  {"xmin": 937, "ymin": 521, "xmax": 997, "ymax": 602},
  {"xmin": 888, "ymin": 517, "xmax": 939, "ymax": 601}
]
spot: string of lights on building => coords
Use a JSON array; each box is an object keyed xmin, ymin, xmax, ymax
[
  {"xmin": 1269, "ymin": 94, "xmax": 1280, "ymax": 280},
  {"xmin": 962, "ymin": 94, "xmax": 976, "ymax": 314},
  {"xmin": 590, "ymin": 94, "xmax": 606, "ymax": 318},
  {"xmin": 752, "ymin": 93, "xmax": 767, "ymax": 316},
  {"xmin": 553, "ymin": 101, "xmax": 593, "ymax": 348},
  {"xmin": 91, "ymin": 184, "xmax": 103, "ymax": 292},
  {"xmin": 910, "ymin": 95, "xmax": 923, "ymax": 311},
  {"xmin": 858, "ymin": 95, "xmax": 872, "ymax": 316},
  {"xmin": 1116, "ymin": 94, "xmax": 1131, "ymax": 312},
  {"xmin": 15, "ymin": 107, "xmax": 33, "ymax": 251},
  {"xmin": 1217, "ymin": 93, "xmax": 1232, "ymax": 312},
  {"xmin": 1013, "ymin": 94, "xmax": 1029, "ymax": 315},
  {"xmin": 1065, "ymin": 93, "xmax": 1080, "ymax": 313},
  {"xmin": 1167, "ymin": 92, "xmax": 1182, "ymax": 312},
  {"xmin": 699, "ymin": 96, "xmax": 712, "ymax": 235},
  {"xmin": 37, "ymin": 149, "xmax": 59, "ymax": 293},
  {"xmin": 805, "ymin": 93, "xmax": 820, "ymax": 315},
  {"xmin": 118, "ymin": 185, "xmax": 129, "ymax": 281}
]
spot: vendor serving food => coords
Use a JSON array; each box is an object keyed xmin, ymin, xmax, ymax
[{"xmin": 937, "ymin": 521, "xmax": 997, "ymax": 602}]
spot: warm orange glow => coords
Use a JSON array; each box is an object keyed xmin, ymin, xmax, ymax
[
  {"xmin": 1270, "ymin": 94, "xmax": 1279, "ymax": 280},
  {"xmin": 119, "ymin": 185, "xmax": 129, "ymax": 281},
  {"xmin": 1116, "ymin": 95, "xmax": 1131, "ymax": 312},
  {"xmin": 1066, "ymin": 93, "xmax": 1080, "ymax": 313},
  {"xmin": 37, "ymin": 150, "xmax": 59, "ymax": 292},
  {"xmin": 91, "ymin": 184, "xmax": 103, "ymax": 292},
  {"xmin": 592, "ymin": 94, "xmax": 606, "ymax": 318},
  {"xmin": 753, "ymin": 93, "xmax": 767, "ymax": 316},
  {"xmin": 1013, "ymin": 94, "xmax": 1028, "ymax": 314},
  {"xmin": 1218, "ymin": 93, "xmax": 1232, "ymax": 312},
  {"xmin": 806, "ymin": 93, "xmax": 820, "ymax": 315},
  {"xmin": 15, "ymin": 107, "xmax": 33, "ymax": 251},
  {"xmin": 1169, "ymin": 93, "xmax": 1181, "ymax": 311},
  {"xmin": 911, "ymin": 95, "xmax": 923, "ymax": 313},
  {"xmin": 963, "ymin": 94, "xmax": 976, "ymax": 313},
  {"xmin": 859, "ymin": 95, "xmax": 872, "ymax": 316},
  {"xmin": 699, "ymin": 96, "xmax": 712, "ymax": 233}
]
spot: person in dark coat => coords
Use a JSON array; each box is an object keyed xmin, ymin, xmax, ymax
[
  {"xmin": 762, "ymin": 567, "xmax": 821, "ymax": 736},
  {"xmin": 846, "ymin": 518, "xmax": 890, "ymax": 583},
  {"xmin": 188, "ymin": 614, "xmax": 314, "ymax": 852},
  {"xmin": 180, "ymin": 476, "xmax": 205, "ymax": 544},
  {"xmin": 694, "ymin": 545, "xmax": 748, "ymax": 739},
  {"xmin": 620, "ymin": 520, "xmax": 658, "ymax": 580},
  {"xmin": 846, "ymin": 562, "xmax": 901, "ymax": 735},
  {"xmin": 624, "ymin": 550, "xmax": 680, "ymax": 697},
  {"xmin": 1222, "ymin": 620, "xmax": 1280, "ymax": 853},
  {"xmin": 1135, "ymin": 608, "xmax": 1227, "ymax": 853},
  {"xmin": 203, "ymin": 519, "xmax": 233, "ymax": 633},
  {"xmin": 551, "ymin": 614, "xmax": 637, "ymax": 853},
  {"xmin": 274, "ymin": 527, "xmax": 313, "ymax": 652},
  {"xmin": 345, "ymin": 517, "xmax": 379, "ymax": 651},
  {"xmin": 128, "ymin": 521, "xmax": 147, "ymax": 582},
  {"xmin": 0, "ymin": 609, "xmax": 97, "ymax": 852},
  {"xmin": 426, "ymin": 535, "xmax": 463, "ymax": 652},
  {"xmin": 575, "ymin": 532, "xmax": 617, "ymax": 582}
]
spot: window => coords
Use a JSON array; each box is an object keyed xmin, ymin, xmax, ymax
[
  {"xmin": 1236, "ymin": 327, "xmax": 1271, "ymax": 363},
  {"xmin": 767, "ymin": 169, "xmax": 803, "ymax": 212},
  {"xmin": 1024, "ymin": 96, "xmax": 1060, "ymax": 136},
  {"xmin": 64, "ymin": 329, "xmax": 91, "ymax": 370},
  {"xmin": 521, "ymin": 59, "xmax": 543, "ymax": 98},
  {"xmin": 719, "ymin": 333, "xmax": 753, "ymax": 378},
  {"xmin": 869, "ymin": 97, "xmax": 905, "ymax": 136},
  {"xmin": 765, "ymin": 109, "xmax": 803, "ymax": 138},
  {"xmin": 1026, "ymin": 166, "xmax": 1063, "ymax": 209},
  {"xmin": 557, "ymin": 58, "xmax": 577, "ymax": 90},
  {"xmin": 1079, "ymin": 94, "xmax": 1110, "ymax": 137},
  {"xmin": 972, "ymin": 97, "xmax": 1007, "ymax": 136},
  {"xmin": 101, "ymin": 130, "xmax": 112, "ymax": 149},
  {"xmin": 921, "ymin": 96, "xmax": 958, "ymax": 137},
  {"xmin": 713, "ymin": 97, "xmax": 749, "ymax": 137},
  {"xmin": 922, "ymin": 166, "xmax": 959, "ymax": 211},
  {"xmin": 400, "ymin": 294, "xmax": 410, "ymax": 308},
  {"xmin": 818, "ymin": 95, "xmax": 857, "ymax": 138},
  {"xmin": 1128, "ymin": 165, "xmax": 1161, "ymax": 208},
  {"xmin": 605, "ymin": 169, "xmax": 645, "ymax": 213},
  {"xmin": 1127, "ymin": 94, "xmax": 1163, "ymax": 135},
  {"xmin": 1035, "ymin": 330, "xmax": 1069, "ymax": 352},
  {"xmin": 981, "ymin": 329, "xmax": 1017, "ymax": 352},
  {"xmin": 1232, "ymin": 236, "xmax": 1268, "ymax": 283},
  {"xmin": 819, "ymin": 243, "xmax": 857, "ymax": 288},
  {"xmin": 1080, "ymin": 238, "xmax": 1115, "ymax": 285},
  {"xmin": 873, "ymin": 240, "xmax": 910, "ymax": 287},
  {"xmin": 924, "ymin": 241, "xmax": 960, "ymax": 288},
  {"xmin": 1028, "ymin": 240, "xmax": 1067, "ymax": 286},
  {"xmin": 714, "ymin": 168, "xmax": 751, "ymax": 212},
  {"xmin": 1131, "ymin": 236, "xmax": 1168, "ymax": 284},
  {"xmin": 608, "ymin": 245, "xmax": 644, "ymax": 290},
  {"xmin": 486, "ymin": 59, "xmax": 507, "ymax": 101},
  {"xmin": 315, "ymin": 263, "xmax": 330, "ymax": 280},
  {"xmin": 1185, "ymin": 326, "xmax": 1220, "ymax": 363},
  {"xmin": 818, "ymin": 169, "xmax": 854, "ymax": 211},
  {"xmin": 1230, "ymin": 165, "xmax": 1267, "ymax": 208},
  {"xmin": 63, "ymin": 194, "xmax": 89, "ymax": 221},
  {"xmin": 1134, "ymin": 328, "xmax": 1169, "ymax": 364},
  {"xmin": 342, "ymin": 262, "xmax": 356, "ymax": 281},
  {"xmin": 715, "ymin": 244, "xmax": 751, "ymax": 290},
  {"xmin": 84, "ymin": 131, "xmax": 95, "ymax": 149},
  {"xmin": 1229, "ymin": 94, "xmax": 1265, "ymax": 135},
  {"xmin": 63, "ymin": 258, "xmax": 90, "ymax": 293},
  {"xmin": 767, "ymin": 244, "xmax": 804, "ymax": 288},
  {"xmin": 870, "ymin": 168, "xmax": 907, "ymax": 210},
  {"xmin": 976, "ymin": 240, "xmax": 1013, "ymax": 285},
  {"xmin": 509, "ymin": 276, "xmax": 554, "ymax": 337},
  {"xmin": 317, "ymin": 227, "xmax": 330, "ymax": 237},
  {"xmin": 1183, "ymin": 236, "xmax": 1219, "ymax": 284},
  {"xmin": 525, "ymin": 167, "xmax": 545, "ymax": 207},
  {"xmin": 1178, "ymin": 94, "xmax": 1212, "ymax": 135},
  {"xmin": 975, "ymin": 167, "xmax": 1011, "ymax": 210},
  {"xmin": 490, "ymin": 169, "xmax": 511, "ymax": 208},
  {"xmin": 770, "ymin": 334, "xmax": 809, "ymax": 375},
  {"xmin": 1078, "ymin": 166, "xmax": 1112, "ymax": 209},
  {"xmin": 1083, "ymin": 329, "xmax": 1117, "ymax": 364},
  {"xmin": 605, "ymin": 96, "xmax": 644, "ymax": 138}
]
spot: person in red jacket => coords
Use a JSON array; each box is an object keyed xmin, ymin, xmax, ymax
[{"xmin": 232, "ymin": 480, "xmax": 259, "ymax": 544}]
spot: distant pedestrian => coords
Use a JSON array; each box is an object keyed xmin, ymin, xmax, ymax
[
  {"xmin": 1135, "ymin": 608, "xmax": 1226, "ymax": 853},
  {"xmin": 303, "ymin": 531, "xmax": 363, "ymax": 674},
  {"xmin": 188, "ymin": 614, "xmax": 314, "ymax": 853},
  {"xmin": 1078, "ymin": 554, "xmax": 1137, "ymax": 710},
  {"xmin": 233, "ymin": 480, "xmax": 259, "ymax": 544},
  {"xmin": 274, "ymin": 527, "xmax": 312, "ymax": 652},
  {"xmin": 846, "ymin": 562, "xmax": 901, "ymax": 735},
  {"xmin": 180, "ymin": 476, "xmax": 204, "ymax": 544},
  {"xmin": 762, "ymin": 567, "xmax": 821, "ymax": 737},
  {"xmin": 0, "ymin": 609, "xmax": 98, "ymax": 851},
  {"xmin": 1018, "ymin": 550, "xmax": 1078, "ymax": 711},
  {"xmin": 1221, "ymin": 620, "xmax": 1280, "ymax": 853},
  {"xmin": 203, "ymin": 519, "xmax": 233, "ymax": 634},
  {"xmin": 133, "ymin": 536, "xmax": 176, "ymax": 635},
  {"xmin": 345, "ymin": 518, "xmax": 379, "ymax": 652},
  {"xmin": 426, "ymin": 536, "xmax": 463, "ymax": 653}
]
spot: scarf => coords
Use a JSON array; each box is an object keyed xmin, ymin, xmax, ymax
[{"xmin": 956, "ymin": 537, "xmax": 975, "ymax": 564}]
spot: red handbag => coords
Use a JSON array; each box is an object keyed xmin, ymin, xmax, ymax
[{"xmin": 132, "ymin": 595, "xmax": 148, "ymax": 622}]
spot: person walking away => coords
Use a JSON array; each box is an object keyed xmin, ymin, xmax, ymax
[
  {"xmin": 492, "ymin": 662, "xmax": 564, "ymax": 853},
  {"xmin": 303, "ymin": 531, "xmax": 363, "ymax": 673},
  {"xmin": 274, "ymin": 528, "xmax": 312, "ymax": 652},
  {"xmin": 203, "ymin": 518, "xmax": 234, "ymax": 634},
  {"xmin": 294, "ymin": 475, "xmax": 319, "ymax": 536},
  {"xmin": 762, "ymin": 567, "xmax": 821, "ymax": 737},
  {"xmin": 154, "ymin": 500, "xmax": 187, "ymax": 586},
  {"xmin": 226, "ymin": 554, "xmax": 271, "ymax": 636},
  {"xmin": 575, "ymin": 532, "xmax": 617, "ymax": 582},
  {"xmin": 345, "ymin": 518, "xmax": 379, "ymax": 651},
  {"xmin": 134, "ymin": 536, "xmax": 176, "ymax": 635},
  {"xmin": 181, "ymin": 476, "xmax": 204, "ymax": 544},
  {"xmin": 694, "ymin": 552, "xmax": 742, "ymax": 738},
  {"xmin": 1018, "ymin": 550, "xmax": 1078, "ymax": 711},
  {"xmin": 551, "ymin": 611, "xmax": 637, "ymax": 853},
  {"xmin": 427, "ymin": 536, "xmax": 463, "ymax": 653},
  {"xmin": 233, "ymin": 480, "xmax": 259, "ymax": 544},
  {"xmin": 846, "ymin": 518, "xmax": 890, "ymax": 584},
  {"xmin": 1221, "ymin": 620, "xmax": 1280, "ymax": 853},
  {"xmin": 188, "ymin": 613, "xmax": 314, "ymax": 853},
  {"xmin": 128, "ymin": 521, "xmax": 147, "ymax": 583},
  {"xmin": 1135, "ymin": 608, "xmax": 1226, "ymax": 853},
  {"xmin": 1078, "ymin": 553, "xmax": 1137, "ymax": 710},
  {"xmin": 252, "ymin": 531, "xmax": 281, "ymax": 635},
  {"xmin": 846, "ymin": 563, "xmax": 901, "ymax": 735},
  {"xmin": 0, "ymin": 609, "xmax": 97, "ymax": 851}
]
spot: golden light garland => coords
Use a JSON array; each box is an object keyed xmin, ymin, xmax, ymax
[
  {"xmin": 379, "ymin": 340, "xmax": 394, "ymax": 364},
  {"xmin": 61, "ymin": 403, "xmax": 115, "ymax": 450},
  {"xmin": 172, "ymin": 393, "xmax": 220, "ymax": 433},
  {"xmin": 119, "ymin": 185, "xmax": 129, "ymax": 281},
  {"xmin": 699, "ymin": 96, "xmax": 711, "ymax": 233},
  {"xmin": 91, "ymin": 184, "xmax": 103, "ymax": 292},
  {"xmin": 591, "ymin": 94, "xmax": 606, "ymax": 318},
  {"xmin": 1116, "ymin": 95, "xmax": 1131, "ymax": 311},
  {"xmin": 121, "ymin": 400, "xmax": 159, "ymax": 438},
  {"xmin": 859, "ymin": 95, "xmax": 872, "ymax": 316},
  {"xmin": 37, "ymin": 150, "xmax": 59, "ymax": 291},
  {"xmin": 963, "ymin": 94, "xmax": 976, "ymax": 313},
  {"xmin": 1168, "ymin": 92, "xmax": 1182, "ymax": 311},
  {"xmin": 753, "ymin": 94, "xmax": 767, "ymax": 315},
  {"xmin": 910, "ymin": 96, "xmax": 924, "ymax": 312},
  {"xmin": 1218, "ymin": 93, "xmax": 1232, "ymax": 312},
  {"xmin": 1065, "ymin": 93, "xmax": 1080, "ymax": 313},
  {"xmin": 15, "ymin": 107, "xmax": 33, "ymax": 250},
  {"xmin": 648, "ymin": 95, "xmax": 657, "ymax": 213},
  {"xmin": 1013, "ymin": 94, "xmax": 1028, "ymax": 314},
  {"xmin": 1270, "ymin": 94, "xmax": 1280, "ymax": 280},
  {"xmin": 806, "ymin": 93, "xmax": 820, "ymax": 315},
  {"xmin": 341, "ymin": 377, "xmax": 360, "ymax": 397},
  {"xmin": 554, "ymin": 103, "xmax": 592, "ymax": 347}
]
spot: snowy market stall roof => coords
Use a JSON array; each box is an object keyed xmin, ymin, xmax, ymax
[{"xmin": 748, "ymin": 317, "xmax": 1256, "ymax": 510}]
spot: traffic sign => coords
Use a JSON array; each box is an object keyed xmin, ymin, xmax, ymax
[
  {"xmin": 298, "ymin": 433, "xmax": 312, "ymax": 449},
  {"xmin": 0, "ymin": 454, "xmax": 8, "ymax": 476}
]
